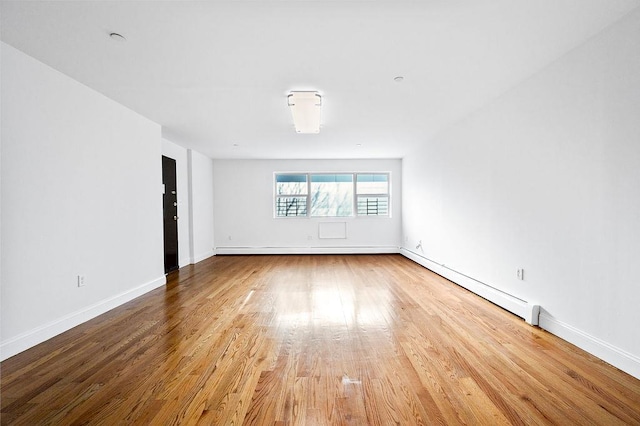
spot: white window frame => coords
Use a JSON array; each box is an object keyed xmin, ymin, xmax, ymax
[
  {"xmin": 274, "ymin": 172, "xmax": 391, "ymax": 218},
  {"xmin": 355, "ymin": 173, "xmax": 391, "ymax": 217},
  {"xmin": 274, "ymin": 173, "xmax": 308, "ymax": 217}
]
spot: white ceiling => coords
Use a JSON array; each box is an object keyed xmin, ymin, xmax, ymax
[{"xmin": 2, "ymin": 1, "xmax": 638, "ymax": 159}]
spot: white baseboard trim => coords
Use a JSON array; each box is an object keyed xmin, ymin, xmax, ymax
[
  {"xmin": 400, "ymin": 248, "xmax": 538, "ymax": 324},
  {"xmin": 215, "ymin": 246, "xmax": 400, "ymax": 255},
  {"xmin": 539, "ymin": 312, "xmax": 640, "ymax": 379},
  {"xmin": 191, "ymin": 249, "xmax": 215, "ymax": 264},
  {"xmin": 0, "ymin": 275, "xmax": 166, "ymax": 362},
  {"xmin": 400, "ymin": 248, "xmax": 640, "ymax": 380}
]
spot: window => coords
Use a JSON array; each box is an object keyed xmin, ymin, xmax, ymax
[
  {"xmin": 356, "ymin": 174, "xmax": 389, "ymax": 216},
  {"xmin": 274, "ymin": 172, "xmax": 390, "ymax": 217},
  {"xmin": 275, "ymin": 174, "xmax": 308, "ymax": 217},
  {"xmin": 311, "ymin": 174, "xmax": 353, "ymax": 217}
]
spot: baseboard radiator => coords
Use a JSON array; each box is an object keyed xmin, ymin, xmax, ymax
[{"xmin": 400, "ymin": 248, "xmax": 540, "ymax": 325}]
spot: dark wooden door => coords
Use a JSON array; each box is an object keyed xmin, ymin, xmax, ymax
[{"xmin": 162, "ymin": 156, "xmax": 179, "ymax": 273}]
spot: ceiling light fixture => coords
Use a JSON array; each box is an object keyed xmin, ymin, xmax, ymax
[
  {"xmin": 109, "ymin": 32, "xmax": 127, "ymax": 42},
  {"xmin": 393, "ymin": 76, "xmax": 404, "ymax": 83},
  {"xmin": 287, "ymin": 91, "xmax": 322, "ymax": 134}
]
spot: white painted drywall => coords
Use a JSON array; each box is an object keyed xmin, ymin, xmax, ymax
[
  {"xmin": 161, "ymin": 139, "xmax": 191, "ymax": 268},
  {"xmin": 213, "ymin": 159, "xmax": 401, "ymax": 253},
  {"xmin": 0, "ymin": 43, "xmax": 165, "ymax": 360},
  {"xmin": 402, "ymin": 9, "xmax": 640, "ymax": 378},
  {"xmin": 0, "ymin": 39, "xmax": 3, "ymax": 347},
  {"xmin": 188, "ymin": 149, "xmax": 215, "ymax": 263}
]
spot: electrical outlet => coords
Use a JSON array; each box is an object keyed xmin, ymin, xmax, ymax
[
  {"xmin": 77, "ymin": 275, "xmax": 85, "ymax": 287},
  {"xmin": 517, "ymin": 269, "xmax": 524, "ymax": 280},
  {"xmin": 228, "ymin": 235, "xmax": 232, "ymax": 240},
  {"xmin": 307, "ymin": 235, "xmax": 313, "ymax": 240}
]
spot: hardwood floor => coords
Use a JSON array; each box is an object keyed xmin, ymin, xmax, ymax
[{"xmin": 2, "ymin": 254, "xmax": 639, "ymax": 425}]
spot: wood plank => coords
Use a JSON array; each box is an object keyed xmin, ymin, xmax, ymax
[{"xmin": 1, "ymin": 254, "xmax": 639, "ymax": 424}]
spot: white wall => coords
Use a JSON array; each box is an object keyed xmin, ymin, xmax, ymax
[
  {"xmin": 188, "ymin": 149, "xmax": 215, "ymax": 262},
  {"xmin": 213, "ymin": 159, "xmax": 401, "ymax": 253},
  {"xmin": 0, "ymin": 43, "xmax": 166, "ymax": 360},
  {"xmin": 402, "ymin": 9, "xmax": 640, "ymax": 378},
  {"xmin": 161, "ymin": 140, "xmax": 216, "ymax": 266},
  {"xmin": 161, "ymin": 139, "xmax": 191, "ymax": 268},
  {"xmin": 0, "ymin": 37, "xmax": 3, "ymax": 349}
]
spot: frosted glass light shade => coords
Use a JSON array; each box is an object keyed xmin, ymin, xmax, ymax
[{"xmin": 288, "ymin": 91, "xmax": 322, "ymax": 134}]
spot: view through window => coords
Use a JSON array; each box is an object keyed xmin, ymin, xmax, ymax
[{"xmin": 275, "ymin": 173, "xmax": 390, "ymax": 217}]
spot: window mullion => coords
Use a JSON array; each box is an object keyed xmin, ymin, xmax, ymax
[
  {"xmin": 307, "ymin": 173, "xmax": 311, "ymax": 217},
  {"xmin": 352, "ymin": 173, "xmax": 357, "ymax": 217}
]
